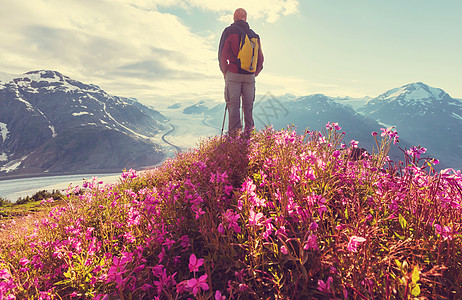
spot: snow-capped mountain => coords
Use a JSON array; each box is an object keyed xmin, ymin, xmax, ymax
[
  {"xmin": 0, "ymin": 70, "xmax": 167, "ymax": 177},
  {"xmin": 360, "ymin": 82, "xmax": 459, "ymax": 119},
  {"xmin": 360, "ymin": 82, "xmax": 462, "ymax": 168},
  {"xmin": 183, "ymin": 101, "xmax": 210, "ymax": 115}
]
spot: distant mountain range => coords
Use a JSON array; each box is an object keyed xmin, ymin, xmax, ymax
[
  {"xmin": 2, "ymin": 70, "xmax": 460, "ymax": 178},
  {"xmin": 198, "ymin": 82, "xmax": 462, "ymax": 170},
  {"xmin": 0, "ymin": 70, "xmax": 167, "ymax": 178}
]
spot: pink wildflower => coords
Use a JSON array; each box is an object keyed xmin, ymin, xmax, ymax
[
  {"xmin": 223, "ymin": 209, "xmax": 241, "ymax": 233},
  {"xmin": 127, "ymin": 207, "xmax": 141, "ymax": 226},
  {"xmin": 154, "ymin": 270, "xmax": 177, "ymax": 294},
  {"xmin": 289, "ymin": 165, "xmax": 301, "ymax": 183},
  {"xmin": 218, "ymin": 223, "xmax": 225, "ymax": 234},
  {"xmin": 123, "ymin": 232, "xmax": 136, "ymax": 243},
  {"xmin": 435, "ymin": 224, "xmax": 453, "ymax": 240},
  {"xmin": 406, "ymin": 146, "xmax": 427, "ymax": 160},
  {"xmin": 192, "ymin": 205, "xmax": 205, "ymax": 219},
  {"xmin": 281, "ymin": 245, "xmax": 289, "ymax": 255},
  {"xmin": 162, "ymin": 238, "xmax": 175, "ymax": 250},
  {"xmin": 326, "ymin": 122, "xmax": 341, "ymax": 131},
  {"xmin": 310, "ymin": 222, "xmax": 318, "ymax": 231},
  {"xmin": 317, "ymin": 276, "xmax": 333, "ymax": 293},
  {"xmin": 380, "ymin": 127, "xmax": 399, "ymax": 145},
  {"xmin": 215, "ymin": 290, "xmax": 226, "ymax": 300},
  {"xmin": 248, "ymin": 209, "xmax": 264, "ymax": 227},
  {"xmin": 347, "ymin": 236, "xmax": 366, "ymax": 252},
  {"xmin": 303, "ymin": 234, "xmax": 319, "ymax": 251},
  {"xmin": 188, "ymin": 254, "xmax": 204, "ymax": 273},
  {"xmin": 304, "ymin": 167, "xmax": 316, "ymax": 180},
  {"xmin": 187, "ymin": 274, "xmax": 209, "ymax": 296},
  {"xmin": 152, "ymin": 265, "xmax": 164, "ymax": 277},
  {"xmin": 0, "ymin": 269, "xmax": 11, "ymax": 280},
  {"xmin": 19, "ymin": 258, "xmax": 30, "ymax": 266},
  {"xmin": 241, "ymin": 178, "xmax": 266, "ymax": 207}
]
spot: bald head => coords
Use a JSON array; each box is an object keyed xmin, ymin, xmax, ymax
[{"xmin": 233, "ymin": 8, "xmax": 247, "ymax": 22}]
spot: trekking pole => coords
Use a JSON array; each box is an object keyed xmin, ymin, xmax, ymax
[{"xmin": 221, "ymin": 103, "xmax": 228, "ymax": 138}]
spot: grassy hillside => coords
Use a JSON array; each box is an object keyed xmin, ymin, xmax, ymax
[
  {"xmin": 0, "ymin": 125, "xmax": 461, "ymax": 299},
  {"xmin": 0, "ymin": 190, "xmax": 64, "ymax": 219}
]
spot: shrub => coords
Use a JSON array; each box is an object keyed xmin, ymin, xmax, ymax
[
  {"xmin": 15, "ymin": 190, "xmax": 64, "ymax": 205},
  {"xmin": 0, "ymin": 125, "xmax": 461, "ymax": 299}
]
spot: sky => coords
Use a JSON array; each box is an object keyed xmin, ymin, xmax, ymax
[{"xmin": 1, "ymin": 0, "xmax": 461, "ymax": 107}]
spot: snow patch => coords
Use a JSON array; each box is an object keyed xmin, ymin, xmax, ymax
[
  {"xmin": 0, "ymin": 122, "xmax": 9, "ymax": 142},
  {"xmin": 0, "ymin": 153, "xmax": 7, "ymax": 162},
  {"xmin": 16, "ymin": 80, "xmax": 39, "ymax": 93},
  {"xmin": 0, "ymin": 155, "xmax": 28, "ymax": 173},
  {"xmin": 452, "ymin": 112, "xmax": 462, "ymax": 120},
  {"xmin": 15, "ymin": 92, "xmax": 34, "ymax": 111},
  {"xmin": 49, "ymin": 125, "xmax": 57, "ymax": 137},
  {"xmin": 72, "ymin": 111, "xmax": 93, "ymax": 116},
  {"xmin": 88, "ymin": 94, "xmax": 154, "ymax": 139}
]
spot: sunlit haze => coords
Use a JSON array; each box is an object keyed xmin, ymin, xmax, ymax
[{"xmin": 1, "ymin": 0, "xmax": 461, "ymax": 106}]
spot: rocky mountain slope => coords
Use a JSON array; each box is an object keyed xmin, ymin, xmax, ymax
[
  {"xmin": 0, "ymin": 70, "xmax": 167, "ymax": 177},
  {"xmin": 360, "ymin": 82, "xmax": 462, "ymax": 168}
]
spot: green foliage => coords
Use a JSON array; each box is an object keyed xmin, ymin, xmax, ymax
[
  {"xmin": 0, "ymin": 197, "xmax": 11, "ymax": 207},
  {"xmin": 15, "ymin": 189, "xmax": 64, "ymax": 205}
]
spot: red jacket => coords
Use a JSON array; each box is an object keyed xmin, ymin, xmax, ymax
[{"xmin": 218, "ymin": 20, "xmax": 264, "ymax": 76}]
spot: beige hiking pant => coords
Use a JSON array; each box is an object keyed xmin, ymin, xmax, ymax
[{"xmin": 224, "ymin": 71, "xmax": 256, "ymax": 134}]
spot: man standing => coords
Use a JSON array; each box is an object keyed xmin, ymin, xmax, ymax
[{"xmin": 218, "ymin": 8, "xmax": 264, "ymax": 136}]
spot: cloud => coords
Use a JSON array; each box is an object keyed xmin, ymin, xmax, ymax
[
  {"xmin": 0, "ymin": 0, "xmax": 299, "ymax": 106},
  {"xmin": 155, "ymin": 0, "xmax": 299, "ymax": 23},
  {"xmin": 0, "ymin": 0, "xmax": 218, "ymax": 100}
]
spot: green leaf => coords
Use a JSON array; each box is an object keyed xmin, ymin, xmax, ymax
[
  {"xmin": 394, "ymin": 231, "xmax": 405, "ymax": 240},
  {"xmin": 395, "ymin": 259, "xmax": 402, "ymax": 269},
  {"xmin": 411, "ymin": 266, "xmax": 420, "ymax": 284},
  {"xmin": 411, "ymin": 283, "xmax": 421, "ymax": 296},
  {"xmin": 344, "ymin": 208, "xmax": 349, "ymax": 219},
  {"xmin": 253, "ymin": 173, "xmax": 261, "ymax": 181},
  {"xmin": 54, "ymin": 279, "xmax": 72, "ymax": 286},
  {"xmin": 399, "ymin": 214, "xmax": 407, "ymax": 229}
]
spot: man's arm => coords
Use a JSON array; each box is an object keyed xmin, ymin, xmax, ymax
[{"xmin": 218, "ymin": 29, "xmax": 229, "ymax": 76}]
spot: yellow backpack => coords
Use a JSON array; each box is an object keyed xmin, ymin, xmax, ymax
[{"xmin": 237, "ymin": 32, "xmax": 259, "ymax": 73}]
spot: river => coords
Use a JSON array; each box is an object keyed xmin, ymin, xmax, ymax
[{"xmin": 0, "ymin": 173, "xmax": 121, "ymax": 202}]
